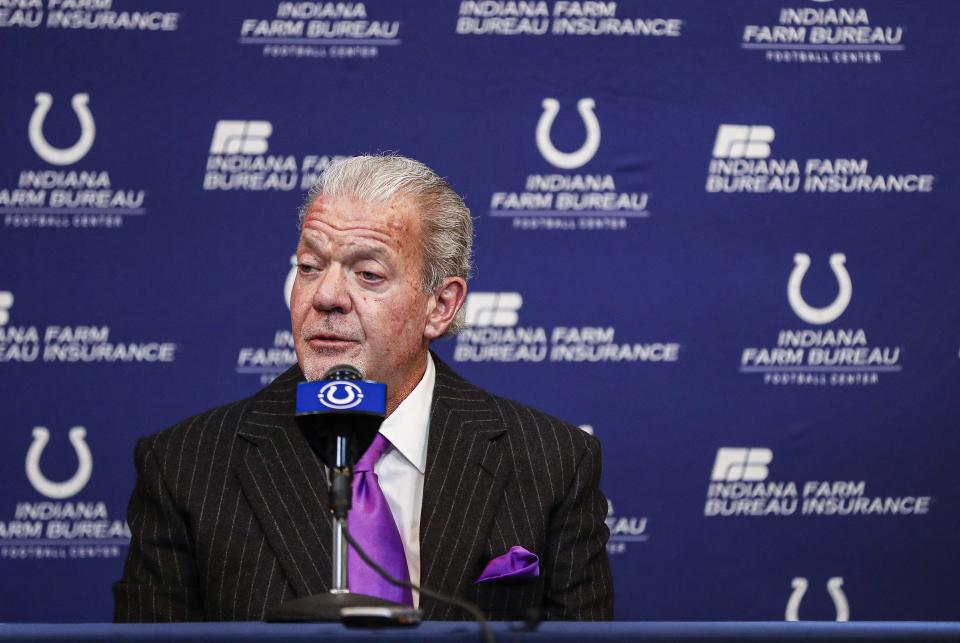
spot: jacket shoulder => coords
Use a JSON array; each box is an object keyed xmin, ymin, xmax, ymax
[
  {"xmin": 486, "ymin": 389, "xmax": 599, "ymax": 459},
  {"xmin": 134, "ymin": 364, "xmax": 302, "ymax": 472},
  {"xmin": 433, "ymin": 355, "xmax": 599, "ymax": 460}
]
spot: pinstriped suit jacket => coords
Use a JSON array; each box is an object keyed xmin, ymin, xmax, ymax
[{"xmin": 113, "ymin": 357, "xmax": 613, "ymax": 621}]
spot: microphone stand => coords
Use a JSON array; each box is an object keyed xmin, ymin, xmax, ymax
[
  {"xmin": 266, "ymin": 366, "xmax": 490, "ymax": 635},
  {"xmin": 329, "ymin": 433, "xmax": 352, "ymax": 596},
  {"xmin": 266, "ymin": 428, "xmax": 403, "ymax": 621}
]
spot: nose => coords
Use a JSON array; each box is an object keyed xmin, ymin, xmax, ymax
[{"xmin": 308, "ymin": 265, "xmax": 352, "ymax": 314}]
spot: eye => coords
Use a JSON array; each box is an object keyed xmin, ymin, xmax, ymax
[
  {"xmin": 298, "ymin": 262, "xmax": 318, "ymax": 275},
  {"xmin": 358, "ymin": 270, "xmax": 384, "ymax": 284}
]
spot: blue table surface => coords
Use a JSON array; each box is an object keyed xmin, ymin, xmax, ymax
[{"xmin": 1, "ymin": 621, "xmax": 959, "ymax": 642}]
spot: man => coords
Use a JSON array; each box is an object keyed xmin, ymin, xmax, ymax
[{"xmin": 113, "ymin": 155, "xmax": 613, "ymax": 621}]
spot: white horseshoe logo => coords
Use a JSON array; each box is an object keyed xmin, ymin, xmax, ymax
[
  {"xmin": 25, "ymin": 426, "xmax": 93, "ymax": 499},
  {"xmin": 284, "ymin": 254, "xmax": 297, "ymax": 310},
  {"xmin": 787, "ymin": 253, "xmax": 852, "ymax": 325},
  {"xmin": 535, "ymin": 97, "xmax": 601, "ymax": 170},
  {"xmin": 318, "ymin": 381, "xmax": 364, "ymax": 410},
  {"xmin": 785, "ymin": 577, "xmax": 808, "ymax": 621},
  {"xmin": 827, "ymin": 577, "xmax": 850, "ymax": 622},
  {"xmin": 29, "ymin": 92, "xmax": 96, "ymax": 166},
  {"xmin": 786, "ymin": 576, "xmax": 849, "ymax": 621},
  {"xmin": 327, "ymin": 385, "xmax": 357, "ymax": 405}
]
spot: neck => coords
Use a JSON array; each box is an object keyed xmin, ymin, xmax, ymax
[{"xmin": 384, "ymin": 351, "xmax": 429, "ymax": 417}]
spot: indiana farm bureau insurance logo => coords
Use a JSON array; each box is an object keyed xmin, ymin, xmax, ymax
[
  {"xmin": 737, "ymin": 253, "xmax": 902, "ymax": 387},
  {"xmin": 203, "ymin": 120, "xmax": 345, "ymax": 192},
  {"xmin": 0, "ymin": 292, "xmax": 177, "ymax": 365},
  {"xmin": 0, "ymin": 1, "xmax": 180, "ymax": 31},
  {"xmin": 705, "ymin": 447, "xmax": 931, "ymax": 519},
  {"xmin": 706, "ymin": 124, "xmax": 934, "ymax": 195},
  {"xmin": 456, "ymin": 1, "xmax": 684, "ymax": 38},
  {"xmin": 455, "ymin": 292, "xmax": 680, "ymax": 364}
]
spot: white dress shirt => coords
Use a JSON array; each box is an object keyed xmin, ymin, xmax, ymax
[{"xmin": 374, "ymin": 353, "xmax": 434, "ymax": 607}]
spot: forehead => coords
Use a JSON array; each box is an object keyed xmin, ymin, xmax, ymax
[{"xmin": 299, "ymin": 194, "xmax": 421, "ymax": 249}]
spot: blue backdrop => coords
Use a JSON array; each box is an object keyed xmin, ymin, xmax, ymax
[{"xmin": 1, "ymin": 0, "xmax": 958, "ymax": 623}]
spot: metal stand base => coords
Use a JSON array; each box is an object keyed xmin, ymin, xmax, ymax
[{"xmin": 265, "ymin": 591, "xmax": 404, "ymax": 622}]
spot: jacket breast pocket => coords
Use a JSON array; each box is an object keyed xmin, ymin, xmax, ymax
[{"xmin": 467, "ymin": 575, "xmax": 544, "ymax": 620}]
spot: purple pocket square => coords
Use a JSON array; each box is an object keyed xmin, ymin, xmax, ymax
[{"xmin": 474, "ymin": 545, "xmax": 540, "ymax": 584}]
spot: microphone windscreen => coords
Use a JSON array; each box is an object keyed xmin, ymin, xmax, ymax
[{"xmin": 322, "ymin": 364, "xmax": 363, "ymax": 381}]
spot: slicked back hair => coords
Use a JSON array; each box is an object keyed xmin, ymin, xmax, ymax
[{"xmin": 298, "ymin": 154, "xmax": 473, "ymax": 335}]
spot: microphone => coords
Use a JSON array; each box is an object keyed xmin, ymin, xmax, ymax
[
  {"xmin": 269, "ymin": 365, "xmax": 493, "ymax": 635},
  {"xmin": 296, "ymin": 365, "xmax": 387, "ymax": 505},
  {"xmin": 267, "ymin": 365, "xmax": 399, "ymax": 621}
]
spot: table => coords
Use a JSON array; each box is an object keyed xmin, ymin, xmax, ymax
[{"xmin": 2, "ymin": 621, "xmax": 960, "ymax": 642}]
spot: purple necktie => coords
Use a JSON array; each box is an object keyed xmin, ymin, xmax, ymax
[{"xmin": 348, "ymin": 433, "xmax": 413, "ymax": 605}]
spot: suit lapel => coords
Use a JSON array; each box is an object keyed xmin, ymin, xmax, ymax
[
  {"xmin": 234, "ymin": 366, "xmax": 333, "ymax": 598},
  {"xmin": 419, "ymin": 358, "xmax": 511, "ymax": 616}
]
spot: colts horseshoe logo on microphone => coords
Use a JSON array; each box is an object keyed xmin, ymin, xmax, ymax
[
  {"xmin": 25, "ymin": 426, "xmax": 93, "ymax": 499},
  {"xmin": 28, "ymin": 92, "xmax": 97, "ymax": 166},
  {"xmin": 536, "ymin": 97, "xmax": 601, "ymax": 170},
  {"xmin": 318, "ymin": 381, "xmax": 365, "ymax": 409},
  {"xmin": 787, "ymin": 253, "xmax": 852, "ymax": 325}
]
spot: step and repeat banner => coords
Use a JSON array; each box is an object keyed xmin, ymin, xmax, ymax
[{"xmin": 1, "ymin": 0, "xmax": 958, "ymax": 624}]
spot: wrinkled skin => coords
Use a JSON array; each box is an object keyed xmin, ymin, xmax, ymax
[{"xmin": 290, "ymin": 194, "xmax": 466, "ymax": 415}]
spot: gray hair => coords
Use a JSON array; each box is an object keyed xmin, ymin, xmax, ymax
[{"xmin": 298, "ymin": 154, "xmax": 473, "ymax": 334}]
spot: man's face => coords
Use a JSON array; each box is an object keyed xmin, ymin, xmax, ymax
[{"xmin": 290, "ymin": 194, "xmax": 433, "ymax": 406}]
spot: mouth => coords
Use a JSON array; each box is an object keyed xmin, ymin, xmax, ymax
[{"xmin": 306, "ymin": 334, "xmax": 360, "ymax": 351}]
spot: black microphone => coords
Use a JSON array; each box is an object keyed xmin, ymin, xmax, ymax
[
  {"xmin": 270, "ymin": 365, "xmax": 493, "ymax": 636},
  {"xmin": 266, "ymin": 365, "xmax": 400, "ymax": 621},
  {"xmin": 296, "ymin": 364, "xmax": 387, "ymax": 519}
]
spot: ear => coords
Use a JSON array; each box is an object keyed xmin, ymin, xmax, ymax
[{"xmin": 424, "ymin": 277, "xmax": 467, "ymax": 340}]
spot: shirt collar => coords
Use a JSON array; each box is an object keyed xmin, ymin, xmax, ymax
[{"xmin": 378, "ymin": 353, "xmax": 434, "ymax": 474}]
